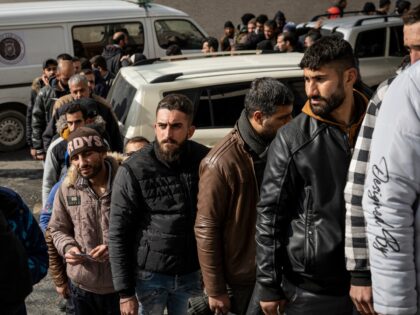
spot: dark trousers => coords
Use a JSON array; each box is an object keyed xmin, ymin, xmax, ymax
[{"xmin": 70, "ymin": 283, "xmax": 119, "ymax": 315}]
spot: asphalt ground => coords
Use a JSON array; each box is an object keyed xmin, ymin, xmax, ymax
[{"xmin": 0, "ymin": 148, "xmax": 64, "ymax": 315}]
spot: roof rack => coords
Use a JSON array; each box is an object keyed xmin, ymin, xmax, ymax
[
  {"xmin": 353, "ymin": 14, "xmax": 399, "ymax": 26},
  {"xmin": 150, "ymin": 73, "xmax": 183, "ymax": 83}
]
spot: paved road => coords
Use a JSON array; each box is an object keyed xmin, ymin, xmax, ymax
[{"xmin": 0, "ymin": 148, "xmax": 64, "ymax": 315}]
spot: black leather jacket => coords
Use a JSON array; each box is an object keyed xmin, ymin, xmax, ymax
[{"xmin": 255, "ymin": 94, "xmax": 367, "ymax": 301}]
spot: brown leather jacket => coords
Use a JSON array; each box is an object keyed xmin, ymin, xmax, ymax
[
  {"xmin": 48, "ymin": 156, "xmax": 119, "ymax": 295},
  {"xmin": 195, "ymin": 127, "xmax": 258, "ymax": 297}
]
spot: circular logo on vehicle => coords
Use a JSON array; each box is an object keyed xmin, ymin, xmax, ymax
[{"xmin": 0, "ymin": 33, "xmax": 25, "ymax": 65}]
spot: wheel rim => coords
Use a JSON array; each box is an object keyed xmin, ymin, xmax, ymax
[{"xmin": 0, "ymin": 116, "xmax": 24, "ymax": 146}]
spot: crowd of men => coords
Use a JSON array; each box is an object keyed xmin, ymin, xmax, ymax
[{"xmin": 3, "ymin": 2, "xmax": 420, "ymax": 315}]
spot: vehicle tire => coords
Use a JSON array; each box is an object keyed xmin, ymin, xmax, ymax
[{"xmin": 0, "ymin": 110, "xmax": 26, "ymax": 152}]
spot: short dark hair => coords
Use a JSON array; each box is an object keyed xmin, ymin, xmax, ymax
[
  {"xmin": 203, "ymin": 37, "xmax": 219, "ymax": 51},
  {"xmin": 396, "ymin": 0, "xmax": 411, "ymax": 15},
  {"xmin": 65, "ymin": 101, "xmax": 88, "ymax": 119},
  {"xmin": 280, "ymin": 32, "xmax": 297, "ymax": 48},
  {"xmin": 156, "ymin": 94, "xmax": 194, "ymax": 122},
  {"xmin": 379, "ymin": 0, "xmax": 391, "ymax": 8},
  {"xmin": 305, "ymin": 30, "xmax": 322, "ymax": 43},
  {"xmin": 56, "ymin": 53, "xmax": 73, "ymax": 62},
  {"xmin": 299, "ymin": 36, "xmax": 356, "ymax": 72},
  {"xmin": 241, "ymin": 13, "xmax": 256, "ymax": 26},
  {"xmin": 42, "ymin": 58, "xmax": 58, "ymax": 69},
  {"xmin": 245, "ymin": 77, "xmax": 294, "ymax": 118},
  {"xmin": 402, "ymin": 4, "xmax": 420, "ymax": 24},
  {"xmin": 90, "ymin": 55, "xmax": 108, "ymax": 70},
  {"xmin": 264, "ymin": 19, "xmax": 277, "ymax": 29},
  {"xmin": 256, "ymin": 14, "xmax": 269, "ymax": 25}
]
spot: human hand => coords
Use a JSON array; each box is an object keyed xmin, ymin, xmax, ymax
[
  {"xmin": 89, "ymin": 244, "xmax": 109, "ymax": 262},
  {"xmin": 209, "ymin": 294, "xmax": 230, "ymax": 314},
  {"xmin": 350, "ymin": 285, "xmax": 376, "ymax": 315},
  {"xmin": 65, "ymin": 246, "xmax": 86, "ymax": 265},
  {"xmin": 260, "ymin": 300, "xmax": 287, "ymax": 315},
  {"xmin": 120, "ymin": 296, "xmax": 138, "ymax": 315}
]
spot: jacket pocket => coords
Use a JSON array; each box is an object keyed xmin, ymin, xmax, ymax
[{"xmin": 137, "ymin": 241, "xmax": 149, "ymax": 269}]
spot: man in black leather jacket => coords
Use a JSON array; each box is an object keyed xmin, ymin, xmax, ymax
[
  {"xmin": 109, "ymin": 94, "xmax": 209, "ymax": 315},
  {"xmin": 255, "ymin": 36, "xmax": 369, "ymax": 315}
]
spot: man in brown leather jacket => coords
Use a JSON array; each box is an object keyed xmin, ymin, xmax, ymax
[{"xmin": 194, "ymin": 77, "xmax": 294, "ymax": 315}]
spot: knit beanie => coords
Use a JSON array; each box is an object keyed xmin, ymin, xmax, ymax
[{"xmin": 67, "ymin": 127, "xmax": 106, "ymax": 159}]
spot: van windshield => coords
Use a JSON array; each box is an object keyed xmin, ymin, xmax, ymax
[{"xmin": 107, "ymin": 74, "xmax": 137, "ymax": 124}]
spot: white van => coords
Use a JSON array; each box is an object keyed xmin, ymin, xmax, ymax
[{"xmin": 0, "ymin": 0, "xmax": 208, "ymax": 151}]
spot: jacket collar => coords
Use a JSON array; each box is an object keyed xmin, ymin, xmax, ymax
[{"xmin": 302, "ymin": 89, "xmax": 368, "ymax": 147}]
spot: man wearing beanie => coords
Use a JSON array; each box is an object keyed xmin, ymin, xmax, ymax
[{"xmin": 48, "ymin": 127, "xmax": 120, "ymax": 315}]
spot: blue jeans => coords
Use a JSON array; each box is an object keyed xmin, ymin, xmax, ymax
[{"xmin": 136, "ymin": 270, "xmax": 202, "ymax": 315}]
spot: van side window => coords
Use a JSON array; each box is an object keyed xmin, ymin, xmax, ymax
[
  {"xmin": 72, "ymin": 22, "xmax": 144, "ymax": 59},
  {"xmin": 354, "ymin": 28, "xmax": 386, "ymax": 58},
  {"xmin": 107, "ymin": 75, "xmax": 137, "ymax": 124},
  {"xmin": 154, "ymin": 19, "xmax": 205, "ymax": 50},
  {"xmin": 389, "ymin": 25, "xmax": 407, "ymax": 57},
  {"xmin": 164, "ymin": 78, "xmax": 306, "ymax": 129}
]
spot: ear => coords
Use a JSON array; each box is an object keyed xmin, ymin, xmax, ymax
[
  {"xmin": 345, "ymin": 67, "xmax": 358, "ymax": 86},
  {"xmin": 187, "ymin": 125, "xmax": 196, "ymax": 139},
  {"xmin": 252, "ymin": 111, "xmax": 264, "ymax": 126}
]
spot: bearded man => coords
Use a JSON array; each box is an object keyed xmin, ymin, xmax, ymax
[
  {"xmin": 255, "ymin": 36, "xmax": 369, "ymax": 315},
  {"xmin": 109, "ymin": 94, "xmax": 209, "ymax": 315},
  {"xmin": 48, "ymin": 127, "xmax": 120, "ymax": 315}
]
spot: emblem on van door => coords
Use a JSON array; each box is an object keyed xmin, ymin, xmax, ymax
[{"xmin": 0, "ymin": 33, "xmax": 25, "ymax": 65}]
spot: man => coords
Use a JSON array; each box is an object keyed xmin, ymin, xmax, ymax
[
  {"xmin": 42, "ymin": 101, "xmax": 88, "ymax": 206},
  {"xmin": 42, "ymin": 74, "xmax": 123, "ymax": 152},
  {"xmin": 362, "ymin": 48, "xmax": 420, "ymax": 315},
  {"xmin": 124, "ymin": 136, "xmax": 150, "ymax": 157},
  {"xmin": 376, "ymin": 0, "xmax": 391, "ymax": 14},
  {"xmin": 102, "ymin": 31, "xmax": 130, "ymax": 76},
  {"xmin": 109, "ymin": 94, "xmax": 209, "ymax": 315},
  {"xmin": 255, "ymin": 14, "xmax": 268, "ymax": 35},
  {"xmin": 194, "ymin": 78, "xmax": 294, "ymax": 315},
  {"xmin": 31, "ymin": 59, "xmax": 74, "ymax": 160},
  {"xmin": 202, "ymin": 37, "xmax": 219, "ymax": 53},
  {"xmin": 275, "ymin": 33, "xmax": 297, "ymax": 52},
  {"xmin": 48, "ymin": 127, "xmax": 120, "ymax": 315},
  {"xmin": 72, "ymin": 57, "xmax": 82, "ymax": 74},
  {"xmin": 327, "ymin": 0, "xmax": 347, "ymax": 18},
  {"xmin": 344, "ymin": 5, "xmax": 420, "ymax": 314},
  {"xmin": 0, "ymin": 186, "xmax": 48, "ymax": 315},
  {"xmin": 255, "ymin": 36, "xmax": 369, "ymax": 314},
  {"xmin": 220, "ymin": 21, "xmax": 235, "ymax": 51},
  {"xmin": 27, "ymin": 58, "xmax": 58, "ymax": 159},
  {"xmin": 263, "ymin": 20, "xmax": 278, "ymax": 46},
  {"xmin": 90, "ymin": 55, "xmax": 115, "ymax": 95},
  {"xmin": 304, "ymin": 31, "xmax": 322, "ymax": 49}
]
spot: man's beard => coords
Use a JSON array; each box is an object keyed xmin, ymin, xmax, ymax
[
  {"xmin": 157, "ymin": 137, "xmax": 187, "ymax": 163},
  {"xmin": 78, "ymin": 161, "xmax": 103, "ymax": 180},
  {"xmin": 309, "ymin": 82, "xmax": 345, "ymax": 117}
]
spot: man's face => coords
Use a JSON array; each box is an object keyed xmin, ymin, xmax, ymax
[
  {"xmin": 277, "ymin": 35, "xmax": 288, "ymax": 52},
  {"xmin": 73, "ymin": 61, "xmax": 81, "ymax": 74},
  {"xmin": 248, "ymin": 22, "xmax": 256, "ymax": 33},
  {"xmin": 202, "ymin": 42, "xmax": 211, "ymax": 53},
  {"xmin": 57, "ymin": 61, "xmax": 74, "ymax": 89},
  {"xmin": 154, "ymin": 109, "xmax": 195, "ymax": 162},
  {"xmin": 70, "ymin": 82, "xmax": 89, "ymax": 100},
  {"xmin": 304, "ymin": 66, "xmax": 346, "ymax": 117},
  {"xmin": 304, "ymin": 36, "xmax": 314, "ymax": 48},
  {"xmin": 84, "ymin": 73, "xmax": 95, "ymax": 93},
  {"xmin": 264, "ymin": 25, "xmax": 275, "ymax": 40},
  {"xmin": 66, "ymin": 111, "xmax": 85, "ymax": 133},
  {"xmin": 43, "ymin": 64, "xmax": 57, "ymax": 79},
  {"xmin": 71, "ymin": 150, "xmax": 105, "ymax": 180},
  {"xmin": 256, "ymin": 22, "xmax": 264, "ymax": 34},
  {"xmin": 224, "ymin": 27, "xmax": 234, "ymax": 38},
  {"xmin": 404, "ymin": 22, "xmax": 420, "ymax": 64},
  {"xmin": 125, "ymin": 141, "xmax": 147, "ymax": 157},
  {"xmin": 260, "ymin": 105, "xmax": 293, "ymax": 141}
]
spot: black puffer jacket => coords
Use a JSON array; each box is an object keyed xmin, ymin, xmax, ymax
[
  {"xmin": 31, "ymin": 80, "xmax": 68, "ymax": 152},
  {"xmin": 109, "ymin": 141, "xmax": 209, "ymax": 296},
  {"xmin": 255, "ymin": 94, "xmax": 367, "ymax": 301}
]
